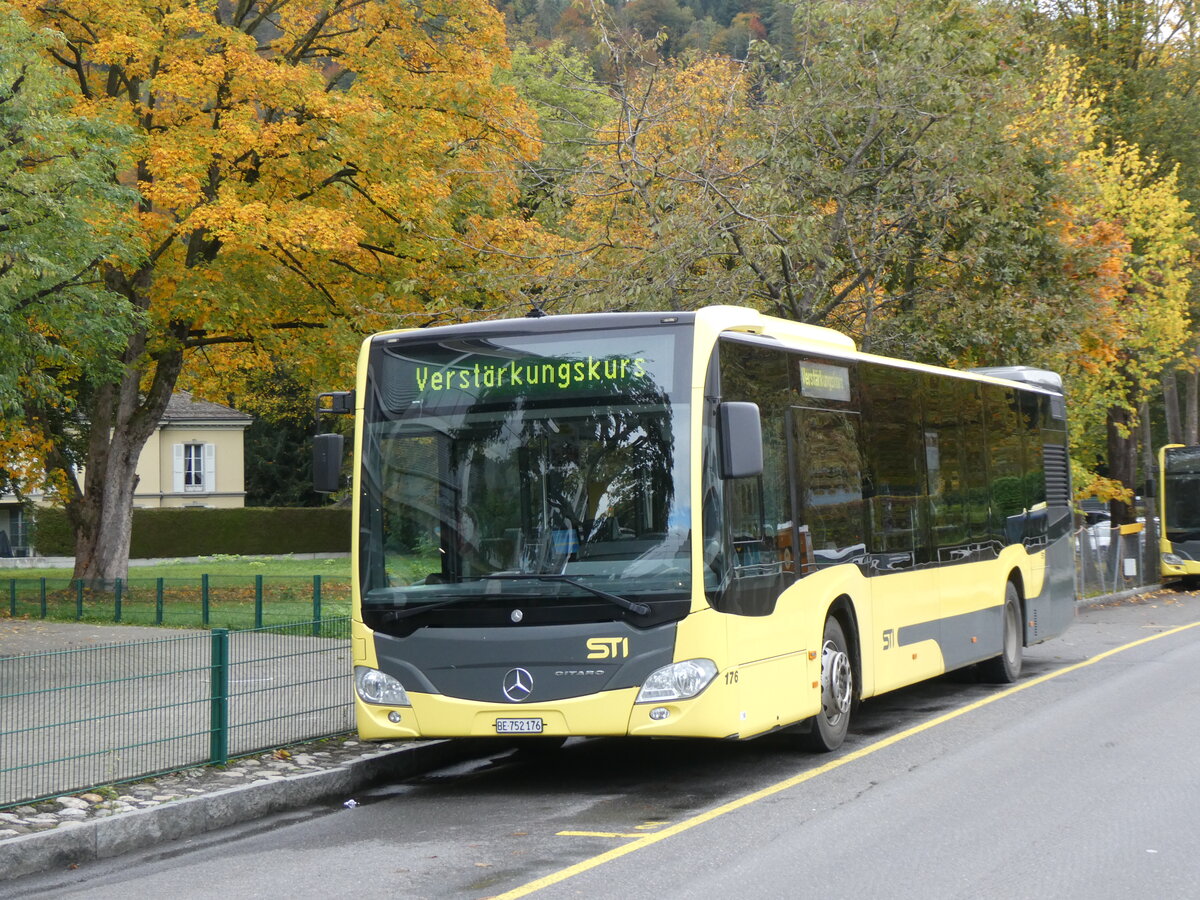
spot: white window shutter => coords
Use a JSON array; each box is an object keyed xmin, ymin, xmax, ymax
[
  {"xmin": 203, "ymin": 443, "xmax": 216, "ymax": 491},
  {"xmin": 173, "ymin": 444, "xmax": 185, "ymax": 493}
]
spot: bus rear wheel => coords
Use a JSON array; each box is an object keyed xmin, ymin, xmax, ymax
[
  {"xmin": 802, "ymin": 616, "xmax": 853, "ymax": 752},
  {"xmin": 978, "ymin": 582, "xmax": 1022, "ymax": 684}
]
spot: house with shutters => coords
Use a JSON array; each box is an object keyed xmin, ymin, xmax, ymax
[
  {"xmin": 0, "ymin": 392, "xmax": 252, "ymax": 556},
  {"xmin": 140, "ymin": 392, "xmax": 253, "ymax": 508}
]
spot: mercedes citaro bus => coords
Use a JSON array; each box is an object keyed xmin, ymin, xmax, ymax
[
  {"xmin": 1159, "ymin": 444, "xmax": 1200, "ymax": 585},
  {"xmin": 314, "ymin": 306, "xmax": 1076, "ymax": 751}
]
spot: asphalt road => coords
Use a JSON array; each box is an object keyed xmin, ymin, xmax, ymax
[{"xmin": 7, "ymin": 588, "xmax": 1200, "ymax": 899}]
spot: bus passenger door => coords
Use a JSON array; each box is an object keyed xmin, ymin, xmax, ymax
[
  {"xmin": 858, "ymin": 366, "xmax": 941, "ymax": 693},
  {"xmin": 788, "ymin": 406, "xmax": 876, "ymax": 695},
  {"xmin": 925, "ymin": 378, "xmax": 994, "ymax": 671}
]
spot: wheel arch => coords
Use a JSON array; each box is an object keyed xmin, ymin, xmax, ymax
[
  {"xmin": 826, "ymin": 594, "xmax": 861, "ymax": 701},
  {"xmin": 1007, "ymin": 568, "xmax": 1027, "ymax": 647}
]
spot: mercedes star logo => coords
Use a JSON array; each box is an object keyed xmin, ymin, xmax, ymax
[{"xmin": 502, "ymin": 667, "xmax": 533, "ymax": 702}]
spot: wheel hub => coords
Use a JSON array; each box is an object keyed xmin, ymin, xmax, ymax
[{"xmin": 821, "ymin": 639, "xmax": 853, "ymax": 721}]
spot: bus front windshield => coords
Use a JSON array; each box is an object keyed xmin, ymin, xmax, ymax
[
  {"xmin": 1165, "ymin": 446, "xmax": 1200, "ymax": 541},
  {"xmin": 358, "ymin": 326, "xmax": 692, "ymax": 628}
]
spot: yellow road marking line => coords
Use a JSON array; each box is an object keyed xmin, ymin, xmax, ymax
[
  {"xmin": 557, "ymin": 831, "xmax": 653, "ymax": 839},
  {"xmin": 491, "ymin": 620, "xmax": 1200, "ymax": 899}
]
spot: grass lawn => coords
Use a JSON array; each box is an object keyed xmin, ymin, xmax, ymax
[
  {"xmin": 4, "ymin": 554, "xmax": 351, "ymax": 580},
  {"xmin": 1, "ymin": 555, "xmax": 353, "ymax": 630}
]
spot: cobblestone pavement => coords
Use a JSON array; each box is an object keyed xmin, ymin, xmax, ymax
[{"xmin": 0, "ymin": 735, "xmax": 391, "ymax": 842}]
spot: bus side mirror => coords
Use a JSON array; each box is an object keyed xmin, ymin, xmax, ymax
[
  {"xmin": 719, "ymin": 401, "xmax": 763, "ymax": 479},
  {"xmin": 313, "ymin": 433, "xmax": 345, "ymax": 494}
]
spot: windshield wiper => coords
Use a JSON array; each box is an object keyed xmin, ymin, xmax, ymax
[
  {"xmin": 364, "ymin": 592, "xmax": 475, "ymax": 620},
  {"xmin": 482, "ymin": 574, "xmax": 651, "ymax": 616}
]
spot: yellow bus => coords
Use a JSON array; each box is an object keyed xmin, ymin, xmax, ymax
[
  {"xmin": 315, "ymin": 306, "xmax": 1076, "ymax": 751},
  {"xmin": 1159, "ymin": 444, "xmax": 1200, "ymax": 585}
]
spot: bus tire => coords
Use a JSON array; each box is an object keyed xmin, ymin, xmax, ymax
[
  {"xmin": 978, "ymin": 582, "xmax": 1022, "ymax": 684},
  {"xmin": 802, "ymin": 616, "xmax": 853, "ymax": 752}
]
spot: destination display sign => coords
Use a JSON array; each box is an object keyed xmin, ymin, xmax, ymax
[
  {"xmin": 412, "ymin": 355, "xmax": 649, "ymax": 396},
  {"xmin": 798, "ymin": 361, "xmax": 851, "ymax": 402},
  {"xmin": 374, "ymin": 331, "xmax": 678, "ymax": 412}
]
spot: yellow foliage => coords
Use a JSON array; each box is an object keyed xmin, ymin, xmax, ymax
[
  {"xmin": 10, "ymin": 0, "xmax": 547, "ymax": 402},
  {"xmin": 1075, "ymin": 474, "xmax": 1132, "ymax": 505},
  {"xmin": 0, "ymin": 420, "xmax": 73, "ymax": 498},
  {"xmin": 564, "ymin": 56, "xmax": 752, "ymax": 299},
  {"xmin": 1009, "ymin": 47, "xmax": 1196, "ymax": 483}
]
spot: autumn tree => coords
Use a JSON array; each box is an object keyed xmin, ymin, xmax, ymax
[
  {"xmin": 982, "ymin": 48, "xmax": 1194, "ymax": 522},
  {"xmin": 1076, "ymin": 141, "xmax": 1193, "ymax": 522},
  {"xmin": 10, "ymin": 0, "xmax": 540, "ymax": 583},
  {"xmin": 0, "ymin": 5, "xmax": 143, "ymax": 509},
  {"xmin": 546, "ymin": 0, "xmax": 1101, "ymax": 363},
  {"xmin": 501, "ymin": 42, "xmax": 618, "ymax": 230},
  {"xmin": 1033, "ymin": 0, "xmax": 1200, "ymax": 449},
  {"xmin": 529, "ymin": 1, "xmax": 1192, "ymax": 520}
]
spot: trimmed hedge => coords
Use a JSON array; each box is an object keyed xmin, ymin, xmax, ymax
[
  {"xmin": 32, "ymin": 506, "xmax": 351, "ymax": 558},
  {"xmin": 29, "ymin": 508, "xmax": 72, "ymax": 556}
]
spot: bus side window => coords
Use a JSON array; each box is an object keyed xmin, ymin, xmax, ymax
[
  {"xmin": 960, "ymin": 384, "xmax": 992, "ymax": 549},
  {"xmin": 791, "ymin": 408, "xmax": 865, "ymax": 573},
  {"xmin": 984, "ymin": 384, "xmax": 1025, "ymax": 545},
  {"xmin": 924, "ymin": 376, "xmax": 970, "ymax": 562},
  {"xmin": 860, "ymin": 365, "xmax": 926, "ymax": 568}
]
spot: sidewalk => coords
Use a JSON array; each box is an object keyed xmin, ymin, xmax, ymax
[{"xmin": 0, "ymin": 735, "xmax": 492, "ymax": 882}]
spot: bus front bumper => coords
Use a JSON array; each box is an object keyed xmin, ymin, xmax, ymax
[{"xmin": 355, "ymin": 682, "xmax": 740, "ymax": 741}]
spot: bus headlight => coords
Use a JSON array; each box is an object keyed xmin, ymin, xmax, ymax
[
  {"xmin": 635, "ymin": 659, "xmax": 718, "ymax": 703},
  {"xmin": 354, "ymin": 666, "xmax": 411, "ymax": 706},
  {"xmin": 1163, "ymin": 552, "xmax": 1185, "ymax": 567}
]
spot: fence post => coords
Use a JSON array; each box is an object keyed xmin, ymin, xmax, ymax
[
  {"xmin": 312, "ymin": 575, "xmax": 322, "ymax": 637},
  {"xmin": 114, "ymin": 578, "xmax": 123, "ymax": 623},
  {"xmin": 202, "ymin": 574, "xmax": 210, "ymax": 627},
  {"xmin": 39, "ymin": 577, "xmax": 46, "ymax": 618},
  {"xmin": 210, "ymin": 628, "xmax": 230, "ymax": 766},
  {"xmin": 156, "ymin": 577, "xmax": 164, "ymax": 625},
  {"xmin": 76, "ymin": 580, "xmax": 84, "ymax": 620},
  {"xmin": 255, "ymin": 575, "xmax": 263, "ymax": 629}
]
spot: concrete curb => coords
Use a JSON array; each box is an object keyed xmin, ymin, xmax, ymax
[
  {"xmin": 1076, "ymin": 583, "xmax": 1163, "ymax": 609},
  {"xmin": 0, "ymin": 739, "xmax": 490, "ymax": 883}
]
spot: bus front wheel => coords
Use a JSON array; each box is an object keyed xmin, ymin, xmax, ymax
[
  {"xmin": 802, "ymin": 616, "xmax": 853, "ymax": 752},
  {"xmin": 978, "ymin": 582, "xmax": 1022, "ymax": 684}
]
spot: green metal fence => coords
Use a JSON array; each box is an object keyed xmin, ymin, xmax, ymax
[
  {"xmin": 3, "ymin": 575, "xmax": 350, "ymax": 631},
  {"xmin": 0, "ymin": 618, "xmax": 354, "ymax": 809}
]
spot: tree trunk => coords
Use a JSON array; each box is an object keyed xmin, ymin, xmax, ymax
[
  {"xmin": 1163, "ymin": 368, "xmax": 1182, "ymax": 445},
  {"xmin": 69, "ymin": 425, "xmax": 142, "ymax": 586},
  {"xmin": 1141, "ymin": 402, "xmax": 1159, "ymax": 585},
  {"xmin": 1186, "ymin": 365, "xmax": 1199, "ymax": 445},
  {"xmin": 68, "ymin": 310, "xmax": 185, "ymax": 585},
  {"xmin": 1107, "ymin": 403, "xmax": 1138, "ymax": 526}
]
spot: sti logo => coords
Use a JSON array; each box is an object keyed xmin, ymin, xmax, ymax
[{"xmin": 586, "ymin": 637, "xmax": 629, "ymax": 660}]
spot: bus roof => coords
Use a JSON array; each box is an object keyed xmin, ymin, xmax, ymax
[
  {"xmin": 968, "ymin": 366, "xmax": 1063, "ymax": 395},
  {"xmin": 366, "ymin": 307, "xmax": 1061, "ymax": 395}
]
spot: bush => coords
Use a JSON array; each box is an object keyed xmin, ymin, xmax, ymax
[
  {"xmin": 29, "ymin": 507, "xmax": 73, "ymax": 555},
  {"xmin": 32, "ymin": 507, "xmax": 351, "ymax": 557}
]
